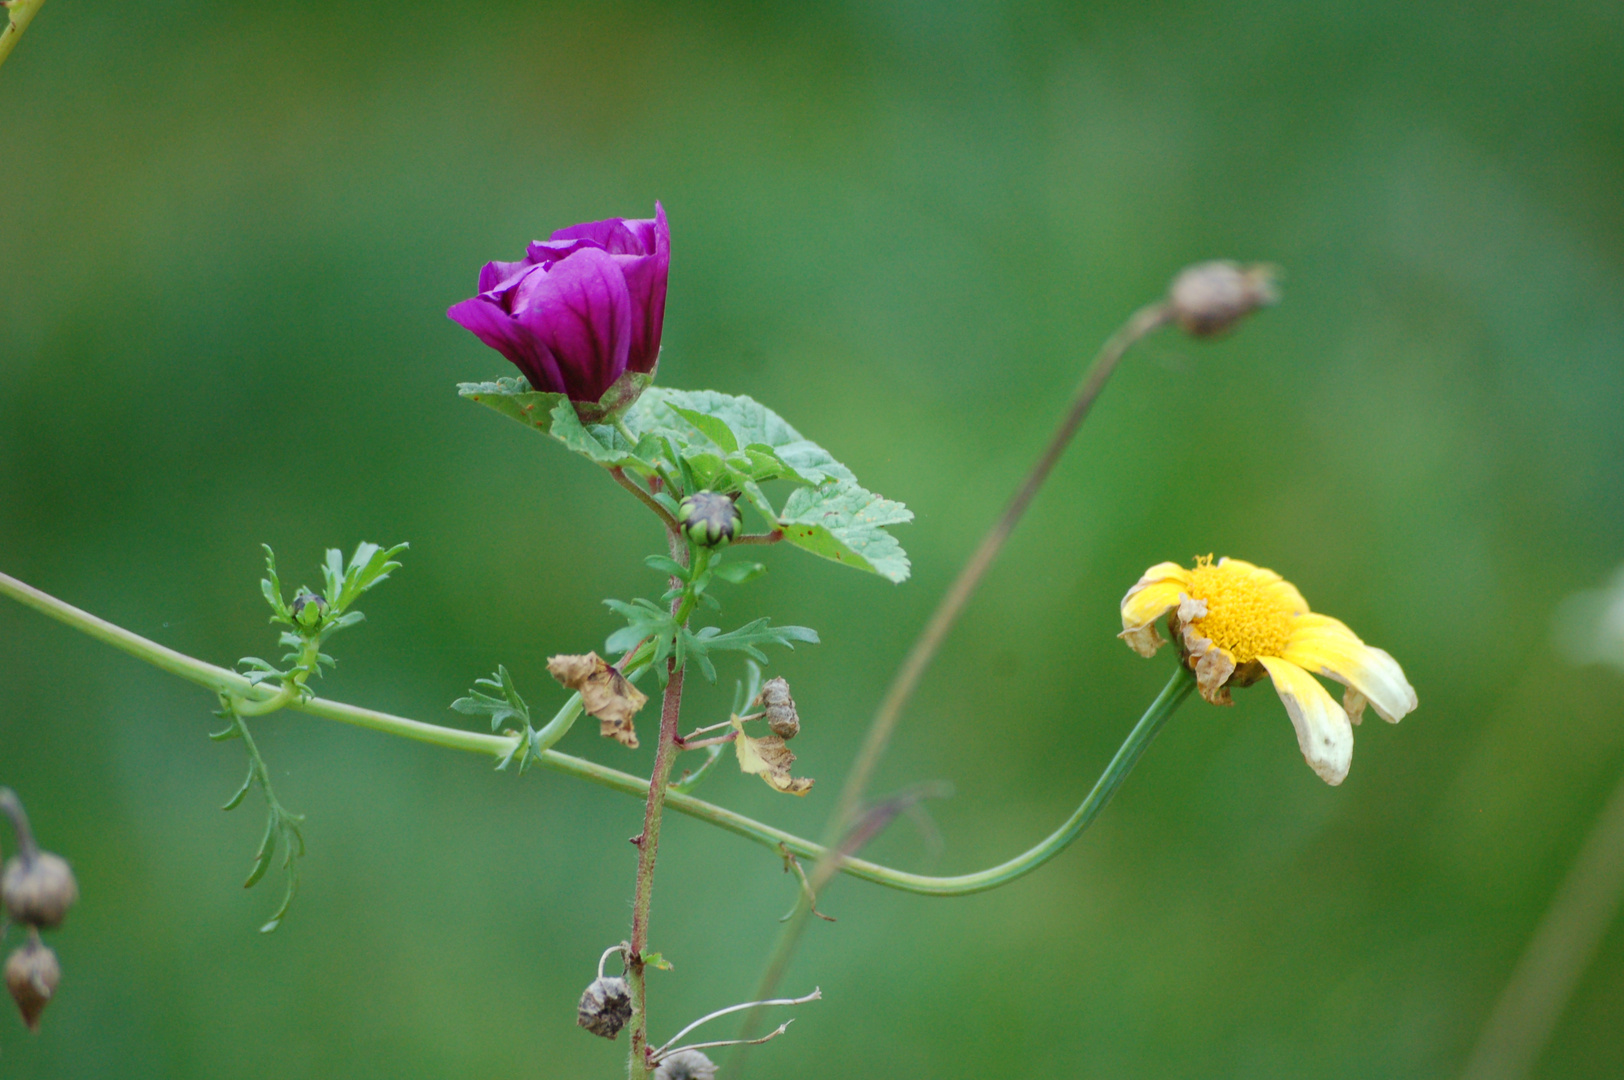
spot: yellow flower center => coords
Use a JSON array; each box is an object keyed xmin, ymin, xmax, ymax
[{"xmin": 1183, "ymin": 556, "xmax": 1295, "ymax": 664}]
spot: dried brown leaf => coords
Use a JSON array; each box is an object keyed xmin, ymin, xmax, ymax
[
  {"xmin": 548, "ymin": 652, "xmax": 647, "ymax": 750},
  {"xmin": 731, "ymin": 715, "xmax": 813, "ymax": 796}
]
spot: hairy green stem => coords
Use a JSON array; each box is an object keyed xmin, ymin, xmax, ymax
[
  {"xmin": 0, "ymin": 567, "xmax": 1192, "ymax": 895},
  {"xmin": 0, "ymin": 0, "xmax": 47, "ymax": 72},
  {"xmin": 625, "ymin": 527, "xmax": 694, "ymax": 1080},
  {"xmin": 626, "ymin": 658, "xmax": 686, "ymax": 1080}
]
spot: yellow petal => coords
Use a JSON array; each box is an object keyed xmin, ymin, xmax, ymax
[
  {"xmin": 1258, "ymin": 656, "xmax": 1353, "ymax": 785},
  {"xmin": 1123, "ymin": 578, "xmax": 1188, "ymax": 662},
  {"xmin": 1120, "ymin": 562, "xmax": 1190, "ymax": 616},
  {"xmin": 1267, "ymin": 578, "xmax": 1311, "ymax": 615},
  {"xmin": 1282, "ymin": 624, "xmax": 1416, "ymax": 724}
]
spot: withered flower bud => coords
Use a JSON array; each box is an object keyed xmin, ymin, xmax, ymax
[
  {"xmin": 577, "ymin": 975, "xmax": 632, "ymax": 1039},
  {"xmin": 5, "ymin": 936, "xmax": 61, "ymax": 1032},
  {"xmin": 654, "ymin": 1049, "xmax": 718, "ymax": 1080},
  {"xmin": 677, "ymin": 491, "xmax": 739, "ymax": 548},
  {"xmin": 1167, "ymin": 261, "xmax": 1278, "ymax": 337},
  {"xmin": 291, "ymin": 591, "xmax": 327, "ymax": 630},
  {"xmin": 2, "ymin": 851, "xmax": 78, "ymax": 930},
  {"xmin": 759, "ymin": 677, "xmax": 799, "ymax": 740}
]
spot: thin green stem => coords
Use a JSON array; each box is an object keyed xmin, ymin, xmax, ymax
[
  {"xmin": 1460, "ymin": 761, "xmax": 1624, "ymax": 1080},
  {"xmin": 826, "ymin": 300, "xmax": 1171, "ymax": 851},
  {"xmin": 0, "ymin": 0, "xmax": 47, "ymax": 72},
  {"xmin": 0, "ymin": 566, "xmax": 1193, "ymax": 896},
  {"xmin": 730, "ymin": 665, "xmax": 1193, "ymax": 1073}
]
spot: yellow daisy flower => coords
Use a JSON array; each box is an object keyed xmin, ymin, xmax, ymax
[{"xmin": 1119, "ymin": 555, "xmax": 1416, "ymax": 785}]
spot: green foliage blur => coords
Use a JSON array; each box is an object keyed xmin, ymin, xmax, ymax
[{"xmin": 3, "ymin": 1, "xmax": 1623, "ymax": 1076}]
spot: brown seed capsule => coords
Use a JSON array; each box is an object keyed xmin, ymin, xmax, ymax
[
  {"xmin": 1166, "ymin": 261, "xmax": 1278, "ymax": 337},
  {"xmin": 759, "ymin": 677, "xmax": 799, "ymax": 740},
  {"xmin": 2, "ymin": 852, "xmax": 78, "ymax": 930},
  {"xmin": 654, "ymin": 1049, "xmax": 718, "ymax": 1080},
  {"xmin": 577, "ymin": 975, "xmax": 632, "ymax": 1039},
  {"xmin": 5, "ymin": 936, "xmax": 61, "ymax": 1033}
]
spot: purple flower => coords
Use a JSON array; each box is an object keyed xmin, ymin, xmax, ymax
[{"xmin": 449, "ymin": 204, "xmax": 670, "ymax": 405}]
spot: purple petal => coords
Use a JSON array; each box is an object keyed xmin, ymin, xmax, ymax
[
  {"xmin": 547, "ymin": 216, "xmax": 650, "ymax": 256},
  {"xmin": 478, "ymin": 257, "xmax": 538, "ymax": 296},
  {"xmin": 524, "ymin": 234, "xmax": 611, "ymax": 269},
  {"xmin": 614, "ymin": 202, "xmax": 669, "ymax": 373},
  {"xmin": 448, "ymin": 294, "xmax": 569, "ymax": 394},
  {"xmin": 509, "ymin": 246, "xmax": 634, "ymax": 401}
]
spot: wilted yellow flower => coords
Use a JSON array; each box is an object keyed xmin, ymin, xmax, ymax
[{"xmin": 1119, "ymin": 556, "xmax": 1416, "ymax": 785}]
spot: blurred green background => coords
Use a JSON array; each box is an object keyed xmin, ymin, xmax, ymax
[{"xmin": 3, "ymin": 1, "xmax": 1623, "ymax": 1076}]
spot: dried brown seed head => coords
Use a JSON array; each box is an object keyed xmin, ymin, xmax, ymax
[
  {"xmin": 1167, "ymin": 261, "xmax": 1278, "ymax": 337},
  {"xmin": 577, "ymin": 975, "xmax": 632, "ymax": 1039},
  {"xmin": 654, "ymin": 1049, "xmax": 718, "ymax": 1080},
  {"xmin": 759, "ymin": 677, "xmax": 799, "ymax": 739},
  {"xmin": 5, "ymin": 937, "xmax": 60, "ymax": 1032},
  {"xmin": 2, "ymin": 852, "xmax": 78, "ymax": 930}
]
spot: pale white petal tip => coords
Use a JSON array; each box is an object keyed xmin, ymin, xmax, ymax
[{"xmin": 1261, "ymin": 657, "xmax": 1353, "ymax": 786}]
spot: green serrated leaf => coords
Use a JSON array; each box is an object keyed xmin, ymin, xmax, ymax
[
  {"xmin": 777, "ymin": 480, "xmax": 913, "ymax": 583},
  {"xmin": 711, "ymin": 561, "xmax": 767, "ymax": 585},
  {"xmin": 627, "ymin": 390, "xmax": 853, "ymax": 486},
  {"xmin": 642, "ymin": 952, "xmax": 674, "ymax": 971},
  {"xmin": 666, "ymin": 404, "xmax": 739, "ymax": 454}
]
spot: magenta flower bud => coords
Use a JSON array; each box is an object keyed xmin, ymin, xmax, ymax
[{"xmin": 449, "ymin": 204, "xmax": 671, "ymax": 407}]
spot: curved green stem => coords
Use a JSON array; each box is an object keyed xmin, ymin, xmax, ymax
[
  {"xmin": 0, "ymin": 567, "xmax": 1193, "ymax": 896},
  {"xmin": 0, "ymin": 0, "xmax": 47, "ymax": 72},
  {"xmin": 827, "ymin": 300, "xmax": 1172, "ymax": 849}
]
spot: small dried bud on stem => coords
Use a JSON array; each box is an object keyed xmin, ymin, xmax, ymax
[
  {"xmin": 578, "ymin": 944, "xmax": 633, "ymax": 1040},
  {"xmin": 0, "ymin": 788, "xmax": 78, "ymax": 930},
  {"xmin": 759, "ymin": 677, "xmax": 799, "ymax": 739},
  {"xmin": 5, "ymin": 933, "xmax": 60, "ymax": 1032},
  {"xmin": 1, "ymin": 852, "xmax": 77, "ymax": 930},
  {"xmin": 1167, "ymin": 261, "xmax": 1278, "ymax": 337}
]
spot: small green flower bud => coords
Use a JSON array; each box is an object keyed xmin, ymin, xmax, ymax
[
  {"xmin": 677, "ymin": 491, "xmax": 740, "ymax": 548},
  {"xmin": 291, "ymin": 592, "xmax": 327, "ymax": 630},
  {"xmin": 2, "ymin": 852, "xmax": 77, "ymax": 930},
  {"xmin": 654, "ymin": 1049, "xmax": 718, "ymax": 1080},
  {"xmin": 5, "ymin": 936, "xmax": 60, "ymax": 1033},
  {"xmin": 577, "ymin": 975, "xmax": 632, "ymax": 1039}
]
